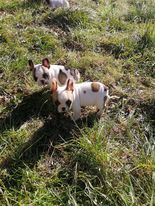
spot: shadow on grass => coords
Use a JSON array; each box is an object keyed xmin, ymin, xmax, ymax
[
  {"xmin": 0, "ymin": 88, "xmax": 53, "ymax": 133},
  {"xmin": 0, "ymin": 88, "xmax": 98, "ymax": 188}
]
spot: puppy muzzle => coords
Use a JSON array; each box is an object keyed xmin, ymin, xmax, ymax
[{"xmin": 58, "ymin": 106, "xmax": 70, "ymax": 113}]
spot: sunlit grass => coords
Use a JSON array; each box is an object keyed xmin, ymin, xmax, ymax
[{"xmin": 0, "ymin": 0, "xmax": 155, "ymax": 205}]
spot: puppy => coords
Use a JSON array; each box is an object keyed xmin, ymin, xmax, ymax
[
  {"xmin": 28, "ymin": 58, "xmax": 80, "ymax": 86},
  {"xmin": 46, "ymin": 0, "xmax": 70, "ymax": 8},
  {"xmin": 51, "ymin": 78, "xmax": 110, "ymax": 120}
]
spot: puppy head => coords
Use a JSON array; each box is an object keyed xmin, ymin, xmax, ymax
[
  {"xmin": 51, "ymin": 79, "xmax": 74, "ymax": 113},
  {"xmin": 28, "ymin": 59, "xmax": 50, "ymax": 86}
]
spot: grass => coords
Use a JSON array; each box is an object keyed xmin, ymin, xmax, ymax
[{"xmin": 0, "ymin": 0, "xmax": 155, "ymax": 205}]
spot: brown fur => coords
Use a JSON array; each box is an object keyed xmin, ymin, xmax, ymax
[
  {"xmin": 91, "ymin": 82, "xmax": 100, "ymax": 92},
  {"xmin": 51, "ymin": 79, "xmax": 58, "ymax": 94},
  {"xmin": 42, "ymin": 58, "xmax": 50, "ymax": 69},
  {"xmin": 66, "ymin": 79, "xmax": 74, "ymax": 92},
  {"xmin": 51, "ymin": 79, "xmax": 59, "ymax": 104},
  {"xmin": 58, "ymin": 70, "xmax": 67, "ymax": 85}
]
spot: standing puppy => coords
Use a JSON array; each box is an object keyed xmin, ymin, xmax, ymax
[
  {"xmin": 28, "ymin": 58, "xmax": 80, "ymax": 86},
  {"xmin": 51, "ymin": 79, "xmax": 110, "ymax": 120},
  {"xmin": 46, "ymin": 0, "xmax": 70, "ymax": 8}
]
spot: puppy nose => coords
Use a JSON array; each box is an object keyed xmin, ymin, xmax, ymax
[
  {"xmin": 62, "ymin": 107, "xmax": 65, "ymax": 112},
  {"xmin": 66, "ymin": 100, "xmax": 72, "ymax": 108}
]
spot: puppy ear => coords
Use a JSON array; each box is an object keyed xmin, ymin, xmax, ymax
[
  {"xmin": 75, "ymin": 69, "xmax": 80, "ymax": 80},
  {"xmin": 51, "ymin": 78, "xmax": 58, "ymax": 94},
  {"xmin": 28, "ymin": 60, "xmax": 34, "ymax": 70},
  {"xmin": 42, "ymin": 58, "xmax": 50, "ymax": 69},
  {"xmin": 66, "ymin": 79, "xmax": 74, "ymax": 92},
  {"xmin": 75, "ymin": 69, "xmax": 80, "ymax": 75}
]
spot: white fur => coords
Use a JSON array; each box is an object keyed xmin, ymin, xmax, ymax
[
  {"xmin": 32, "ymin": 64, "xmax": 80, "ymax": 86},
  {"xmin": 53, "ymin": 81, "xmax": 109, "ymax": 120},
  {"xmin": 48, "ymin": 0, "xmax": 70, "ymax": 8}
]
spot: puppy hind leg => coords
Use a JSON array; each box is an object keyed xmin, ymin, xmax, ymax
[
  {"xmin": 96, "ymin": 102, "xmax": 103, "ymax": 117},
  {"xmin": 104, "ymin": 94, "xmax": 110, "ymax": 107}
]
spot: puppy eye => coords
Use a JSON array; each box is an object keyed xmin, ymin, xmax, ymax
[
  {"xmin": 55, "ymin": 100, "xmax": 60, "ymax": 106},
  {"xmin": 66, "ymin": 100, "xmax": 72, "ymax": 107},
  {"xmin": 43, "ymin": 73, "xmax": 49, "ymax": 79}
]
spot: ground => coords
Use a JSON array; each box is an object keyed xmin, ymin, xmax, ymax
[{"xmin": 0, "ymin": 0, "xmax": 155, "ymax": 205}]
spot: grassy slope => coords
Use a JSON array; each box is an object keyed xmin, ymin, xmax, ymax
[{"xmin": 0, "ymin": 0, "xmax": 155, "ymax": 205}]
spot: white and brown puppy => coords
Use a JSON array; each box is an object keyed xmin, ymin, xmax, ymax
[
  {"xmin": 46, "ymin": 0, "xmax": 70, "ymax": 8},
  {"xmin": 28, "ymin": 58, "xmax": 80, "ymax": 86},
  {"xmin": 51, "ymin": 79, "xmax": 110, "ymax": 120}
]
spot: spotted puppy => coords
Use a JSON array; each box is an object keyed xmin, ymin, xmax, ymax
[
  {"xmin": 51, "ymin": 78, "xmax": 109, "ymax": 120},
  {"xmin": 46, "ymin": 0, "xmax": 70, "ymax": 8},
  {"xmin": 28, "ymin": 58, "xmax": 80, "ymax": 86}
]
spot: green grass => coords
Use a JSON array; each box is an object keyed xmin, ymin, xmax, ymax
[{"xmin": 0, "ymin": 0, "xmax": 155, "ymax": 205}]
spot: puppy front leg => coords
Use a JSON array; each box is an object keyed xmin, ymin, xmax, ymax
[
  {"xmin": 72, "ymin": 112, "xmax": 80, "ymax": 121},
  {"xmin": 72, "ymin": 104, "xmax": 81, "ymax": 121}
]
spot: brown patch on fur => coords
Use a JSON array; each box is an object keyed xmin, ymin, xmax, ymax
[
  {"xmin": 51, "ymin": 79, "xmax": 58, "ymax": 104},
  {"xmin": 83, "ymin": 90, "xmax": 86, "ymax": 94},
  {"xmin": 58, "ymin": 70, "xmax": 67, "ymax": 85},
  {"xmin": 42, "ymin": 58, "xmax": 50, "ymax": 69},
  {"xmin": 91, "ymin": 82, "xmax": 100, "ymax": 92},
  {"xmin": 66, "ymin": 79, "xmax": 74, "ymax": 92},
  {"xmin": 51, "ymin": 79, "xmax": 58, "ymax": 94}
]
